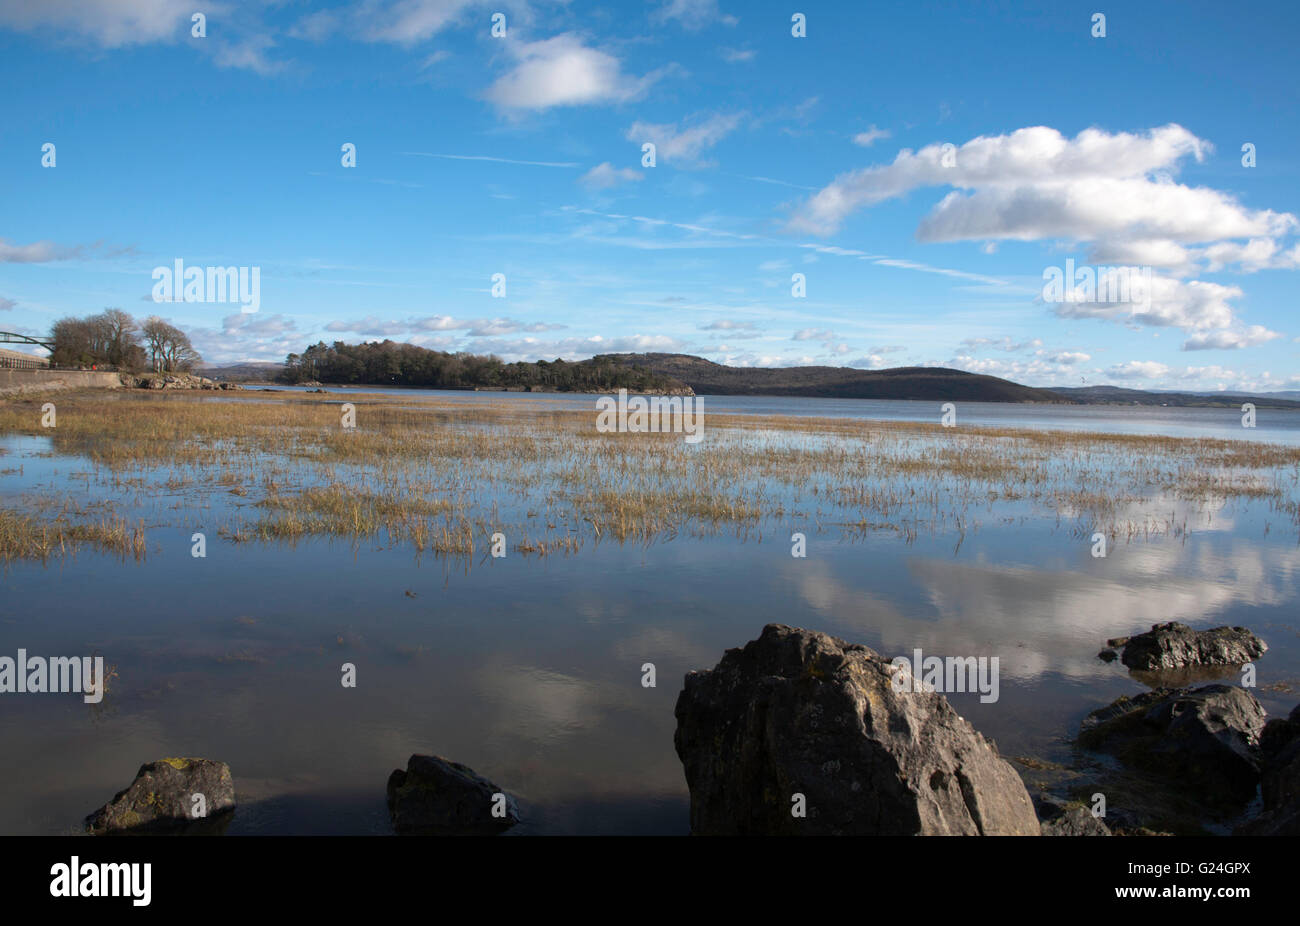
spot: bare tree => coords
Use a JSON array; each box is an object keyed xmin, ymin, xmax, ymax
[
  {"xmin": 50, "ymin": 316, "xmax": 95, "ymax": 367},
  {"xmin": 50, "ymin": 310, "xmax": 147, "ymax": 370},
  {"xmin": 141, "ymin": 316, "xmax": 201, "ymax": 372},
  {"xmin": 95, "ymin": 309, "xmax": 145, "ymax": 371}
]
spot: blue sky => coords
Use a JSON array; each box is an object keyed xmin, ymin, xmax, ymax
[{"xmin": 1, "ymin": 0, "xmax": 1298, "ymax": 391}]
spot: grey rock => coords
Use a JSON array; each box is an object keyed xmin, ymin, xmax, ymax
[
  {"xmin": 1035, "ymin": 795, "xmax": 1111, "ymax": 836},
  {"xmin": 386, "ymin": 755, "xmax": 519, "ymax": 835},
  {"xmin": 1118, "ymin": 622, "xmax": 1266, "ymax": 671},
  {"xmin": 1236, "ymin": 703, "xmax": 1300, "ymax": 835},
  {"xmin": 1079, "ymin": 685, "xmax": 1265, "ymax": 804},
  {"xmin": 85, "ymin": 757, "xmax": 235, "ymax": 834},
  {"xmin": 673, "ymin": 624, "xmax": 1040, "ymax": 835}
]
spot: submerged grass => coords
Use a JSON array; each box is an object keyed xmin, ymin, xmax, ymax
[
  {"xmin": 2, "ymin": 387, "xmax": 1299, "ymax": 564},
  {"xmin": 0, "ymin": 508, "xmax": 146, "ymax": 562}
]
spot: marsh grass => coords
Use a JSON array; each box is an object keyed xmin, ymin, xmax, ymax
[
  {"xmin": 2, "ymin": 388, "xmax": 1299, "ymax": 564},
  {"xmin": 0, "ymin": 508, "xmax": 146, "ymax": 562}
]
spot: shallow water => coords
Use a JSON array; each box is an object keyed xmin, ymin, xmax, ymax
[
  {"xmin": 1, "ymin": 394, "xmax": 1297, "ymax": 835},
  {"xmin": 259, "ymin": 385, "xmax": 1300, "ymax": 444}
]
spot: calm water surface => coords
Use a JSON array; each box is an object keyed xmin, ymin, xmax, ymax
[
  {"xmin": 1, "ymin": 394, "xmax": 1297, "ymax": 834},
  {"xmin": 263, "ymin": 384, "xmax": 1300, "ymax": 443}
]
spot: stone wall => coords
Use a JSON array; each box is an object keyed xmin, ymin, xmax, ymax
[{"xmin": 0, "ymin": 369, "xmax": 123, "ymax": 395}]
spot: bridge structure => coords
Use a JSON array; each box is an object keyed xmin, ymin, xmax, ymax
[{"xmin": 0, "ymin": 331, "xmax": 53, "ymax": 352}]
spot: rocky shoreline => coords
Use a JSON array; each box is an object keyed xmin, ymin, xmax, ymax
[
  {"xmin": 81, "ymin": 621, "xmax": 1295, "ymax": 836},
  {"xmin": 118, "ymin": 372, "xmax": 243, "ymax": 391}
]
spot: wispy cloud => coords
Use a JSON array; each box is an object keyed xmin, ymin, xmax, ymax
[
  {"xmin": 399, "ymin": 152, "xmax": 581, "ymax": 168},
  {"xmin": 626, "ymin": 112, "xmax": 745, "ymax": 166},
  {"xmin": 654, "ymin": 0, "xmax": 738, "ymax": 30},
  {"xmin": 852, "ymin": 125, "xmax": 891, "ymax": 147},
  {"xmin": 578, "ymin": 163, "xmax": 643, "ymax": 189}
]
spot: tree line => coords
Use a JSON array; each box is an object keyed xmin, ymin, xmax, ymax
[
  {"xmin": 278, "ymin": 340, "xmax": 685, "ymax": 393},
  {"xmin": 50, "ymin": 310, "xmax": 202, "ymax": 372}
]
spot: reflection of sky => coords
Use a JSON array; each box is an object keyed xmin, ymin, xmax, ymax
[{"xmin": 2, "ymin": 399, "xmax": 1299, "ymax": 834}]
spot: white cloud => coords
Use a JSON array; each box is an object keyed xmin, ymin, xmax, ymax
[
  {"xmin": 0, "ymin": 238, "xmax": 79, "ymax": 263},
  {"xmin": 1051, "ymin": 273, "xmax": 1242, "ymax": 332},
  {"xmin": 222, "ymin": 313, "xmax": 298, "ymax": 336},
  {"xmin": 1107, "ymin": 360, "xmax": 1171, "ymax": 380},
  {"xmin": 0, "ymin": 237, "xmax": 133, "ymax": 263},
  {"xmin": 0, "ymin": 0, "xmax": 291, "ymax": 74},
  {"xmin": 849, "ymin": 354, "xmax": 888, "ymax": 370},
  {"xmin": 486, "ymin": 34, "xmax": 661, "ymax": 111},
  {"xmin": 790, "ymin": 124, "xmax": 1295, "ymax": 257},
  {"xmin": 948, "ymin": 355, "xmax": 1086, "ymax": 382},
  {"xmin": 790, "ymin": 124, "xmax": 1296, "ymax": 357},
  {"xmin": 851, "ymin": 125, "xmax": 891, "ymax": 147},
  {"xmin": 1045, "ymin": 350, "xmax": 1090, "ymax": 365},
  {"xmin": 654, "ymin": 0, "xmax": 737, "ymax": 30},
  {"xmin": 792, "ymin": 328, "xmax": 834, "ymax": 342},
  {"xmin": 961, "ymin": 336, "xmax": 1042, "ymax": 353},
  {"xmin": 470, "ymin": 333, "xmax": 684, "ymax": 361},
  {"xmin": 625, "ymin": 112, "xmax": 744, "ymax": 165},
  {"xmin": 326, "ymin": 315, "xmax": 565, "ymax": 338},
  {"xmin": 287, "ymin": 9, "xmax": 340, "ymax": 41},
  {"xmin": 0, "ymin": 0, "xmax": 200, "ymax": 47},
  {"xmin": 917, "ymin": 176, "xmax": 1291, "ymax": 245},
  {"xmin": 212, "ymin": 34, "xmax": 285, "ymax": 75},
  {"xmin": 1088, "ymin": 238, "xmax": 1193, "ymax": 271},
  {"xmin": 719, "ymin": 46, "xmax": 754, "ymax": 62},
  {"xmin": 1199, "ymin": 237, "xmax": 1300, "ymax": 273},
  {"xmin": 579, "ymin": 162, "xmax": 643, "ymax": 190},
  {"xmin": 357, "ymin": 0, "xmax": 477, "ymax": 44},
  {"xmin": 1181, "ymin": 325, "xmax": 1282, "ymax": 351},
  {"xmin": 325, "ymin": 315, "xmax": 411, "ymax": 337}
]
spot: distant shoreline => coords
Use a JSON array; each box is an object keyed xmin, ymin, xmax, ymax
[
  {"xmin": 240, "ymin": 379, "xmax": 1300, "ymax": 411},
  {"xmin": 201, "ymin": 348, "xmax": 1300, "ymax": 410}
]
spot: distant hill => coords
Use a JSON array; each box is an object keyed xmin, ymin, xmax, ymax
[
  {"xmin": 599, "ymin": 353, "xmax": 1067, "ymax": 403},
  {"xmin": 198, "ymin": 361, "xmax": 281, "ymax": 382}
]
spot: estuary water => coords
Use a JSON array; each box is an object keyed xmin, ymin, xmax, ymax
[
  {"xmin": 1, "ymin": 393, "xmax": 1297, "ymax": 835},
  {"xmin": 262, "ymin": 385, "xmax": 1300, "ymax": 444}
]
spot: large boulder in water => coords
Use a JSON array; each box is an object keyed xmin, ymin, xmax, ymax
[
  {"xmin": 1114, "ymin": 622, "xmax": 1266, "ymax": 671},
  {"xmin": 1079, "ymin": 685, "xmax": 1264, "ymax": 804},
  {"xmin": 673, "ymin": 624, "xmax": 1039, "ymax": 835},
  {"xmin": 85, "ymin": 757, "xmax": 235, "ymax": 834},
  {"xmin": 386, "ymin": 755, "xmax": 520, "ymax": 835}
]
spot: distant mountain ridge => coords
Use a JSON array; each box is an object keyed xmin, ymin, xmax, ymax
[
  {"xmin": 600, "ymin": 353, "xmax": 1300, "ymax": 409},
  {"xmin": 600, "ymin": 353, "xmax": 1062, "ymax": 403}
]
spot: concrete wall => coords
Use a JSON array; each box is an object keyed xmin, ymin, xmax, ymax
[{"xmin": 0, "ymin": 369, "xmax": 123, "ymax": 394}]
